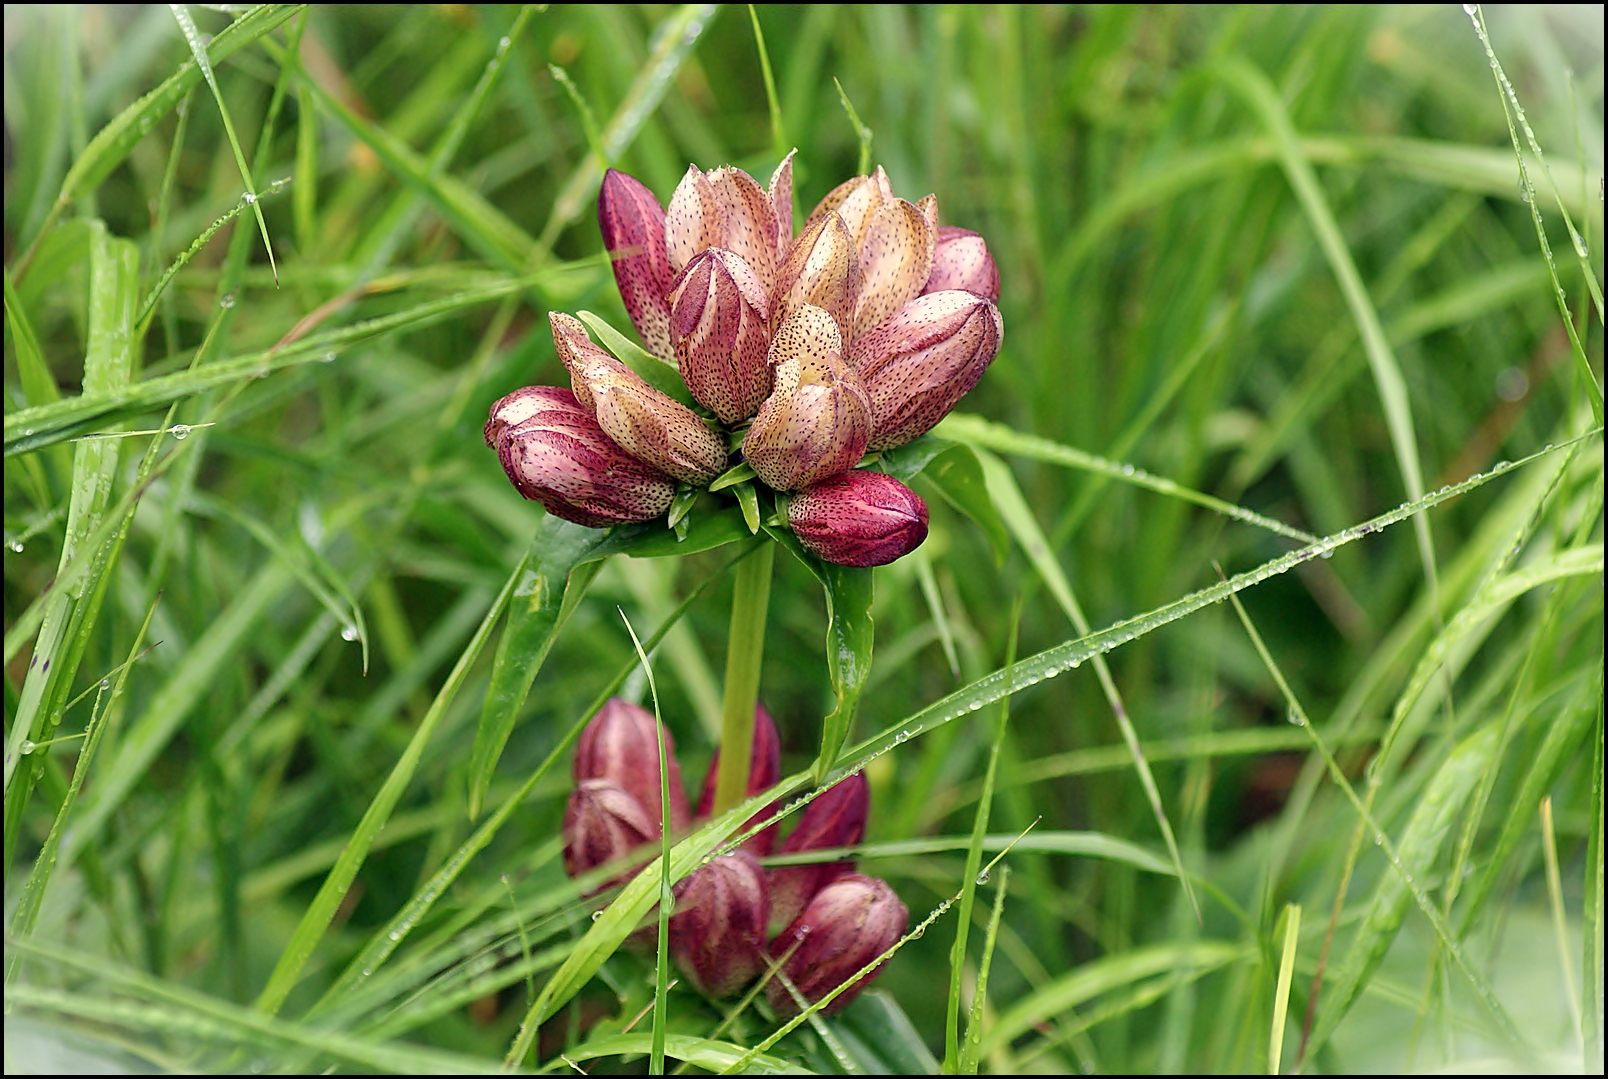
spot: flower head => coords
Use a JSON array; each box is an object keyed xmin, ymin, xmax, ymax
[
  {"xmin": 486, "ymin": 155, "xmax": 1001, "ymax": 567},
  {"xmin": 669, "ymin": 850, "xmax": 769, "ymax": 997},
  {"xmin": 574, "ymin": 697, "xmax": 690, "ymax": 833},
  {"xmin": 767, "ymin": 873, "xmax": 909, "ymax": 1017}
]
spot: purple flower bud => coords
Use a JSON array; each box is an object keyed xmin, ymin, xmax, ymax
[
  {"xmin": 551, "ymin": 313, "xmax": 729, "ymax": 485},
  {"xmin": 695, "ymin": 704, "xmax": 783, "ymax": 855},
  {"xmin": 666, "ymin": 164, "xmax": 785, "ymax": 297},
  {"xmin": 847, "ymin": 290, "xmax": 1003, "ymax": 450},
  {"xmin": 668, "ymin": 249, "xmax": 773, "ymax": 424},
  {"xmin": 599, "ymin": 169, "xmax": 675, "ymax": 360},
  {"xmin": 788, "ymin": 471, "xmax": 929, "ymax": 568},
  {"xmin": 484, "ymin": 386, "xmax": 676, "ymax": 528},
  {"xmin": 563, "ymin": 778, "xmax": 657, "ymax": 888},
  {"xmin": 741, "ymin": 306, "xmax": 871, "ymax": 491},
  {"xmin": 573, "ymin": 697, "xmax": 691, "ymax": 833},
  {"xmin": 853, "ymin": 194, "xmax": 937, "ymax": 340},
  {"xmin": 924, "ymin": 226, "xmax": 999, "ymax": 303},
  {"xmin": 668, "ymin": 850, "xmax": 769, "ymax": 998},
  {"xmin": 767, "ymin": 772, "xmax": 870, "ymax": 933},
  {"xmin": 772, "ymin": 212, "xmax": 860, "ymax": 342},
  {"xmin": 766, "ymin": 874, "xmax": 909, "ymax": 1017}
]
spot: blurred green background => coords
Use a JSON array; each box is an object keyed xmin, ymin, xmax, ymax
[{"xmin": 4, "ymin": 4, "xmax": 1603, "ymax": 1073}]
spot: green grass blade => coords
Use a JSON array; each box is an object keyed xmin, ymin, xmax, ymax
[
  {"xmin": 960, "ymin": 865, "xmax": 1010, "ymax": 1074},
  {"xmin": 1269, "ymin": 903, "xmax": 1300, "ymax": 1074},
  {"xmin": 253, "ymin": 563, "xmax": 520, "ymax": 1015},
  {"xmin": 1216, "ymin": 57, "xmax": 1444, "ymax": 618},
  {"xmin": 976, "ymin": 447, "xmax": 1199, "ymax": 921},
  {"xmin": 467, "ymin": 516, "xmax": 612, "ymax": 820},
  {"xmin": 940, "ymin": 413, "xmax": 1317, "ymax": 545},
  {"xmin": 1586, "ymin": 695, "xmax": 1605, "ymax": 1073},
  {"xmin": 945, "ymin": 605, "xmax": 1018, "ymax": 1072},
  {"xmin": 168, "ymin": 4, "xmax": 279, "ymax": 286}
]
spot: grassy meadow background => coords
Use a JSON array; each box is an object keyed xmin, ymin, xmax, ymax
[{"xmin": 4, "ymin": 3, "xmax": 1603, "ymax": 1072}]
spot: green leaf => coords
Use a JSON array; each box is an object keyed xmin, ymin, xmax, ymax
[
  {"xmin": 832, "ymin": 991, "xmax": 940, "ymax": 1075},
  {"xmin": 920, "ymin": 444, "xmax": 1009, "ymax": 566},
  {"xmin": 589, "ymin": 507, "xmax": 751, "ymax": 560},
  {"xmin": 765, "ymin": 525, "xmax": 874, "ymax": 782},
  {"xmin": 466, "ymin": 515, "xmax": 612, "ymax": 820},
  {"xmin": 558, "ymin": 1033, "xmax": 797, "ymax": 1074},
  {"xmin": 875, "ymin": 433, "xmax": 955, "ymax": 483},
  {"xmin": 575, "ymin": 310, "xmax": 695, "ymax": 406}
]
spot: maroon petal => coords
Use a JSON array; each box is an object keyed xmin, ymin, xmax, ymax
[
  {"xmin": 599, "ymin": 169, "xmax": 675, "ymax": 360},
  {"xmin": 923, "ymin": 225, "xmax": 999, "ymax": 303}
]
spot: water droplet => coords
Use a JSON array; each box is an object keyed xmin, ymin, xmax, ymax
[
  {"xmin": 100, "ymin": 678, "xmax": 111, "ymax": 691},
  {"xmin": 1372, "ymin": 834, "xmax": 1383, "ymax": 846},
  {"xmin": 169, "ymin": 424, "xmax": 190, "ymax": 440},
  {"xmin": 591, "ymin": 910, "xmax": 604, "ymax": 921},
  {"xmin": 242, "ymin": 191, "xmax": 258, "ymax": 205},
  {"xmin": 499, "ymin": 35, "xmax": 511, "ymax": 50},
  {"xmin": 219, "ymin": 293, "xmax": 236, "ymax": 309},
  {"xmin": 7, "ymin": 541, "xmax": 23, "ymax": 553},
  {"xmin": 321, "ymin": 351, "xmax": 337, "ymax": 364},
  {"xmin": 1462, "ymin": 3, "xmax": 1477, "ymax": 13},
  {"xmin": 1287, "ymin": 710, "xmax": 1305, "ymax": 726},
  {"xmin": 388, "ymin": 929, "xmax": 402, "ymax": 941},
  {"xmin": 975, "ymin": 870, "xmax": 990, "ymax": 885},
  {"xmin": 20, "ymin": 740, "xmax": 36, "ymax": 755},
  {"xmin": 361, "ymin": 967, "xmax": 373, "ymax": 977},
  {"xmin": 911, "ymin": 924, "xmax": 925, "ymax": 939},
  {"xmin": 341, "ymin": 623, "xmax": 359, "ymax": 641}
]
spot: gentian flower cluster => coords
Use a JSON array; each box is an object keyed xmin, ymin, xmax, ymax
[
  {"xmin": 486, "ymin": 156, "xmax": 1001, "ymax": 567},
  {"xmin": 565, "ymin": 698, "xmax": 908, "ymax": 1014}
]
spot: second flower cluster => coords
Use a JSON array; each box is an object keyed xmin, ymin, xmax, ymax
[{"xmin": 564, "ymin": 698, "xmax": 907, "ymax": 1015}]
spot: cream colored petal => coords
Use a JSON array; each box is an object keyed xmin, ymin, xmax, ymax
[
  {"xmin": 665, "ymin": 165, "xmax": 726, "ymax": 274},
  {"xmin": 708, "ymin": 167, "xmax": 778, "ymax": 296},
  {"xmin": 766, "ymin": 304, "xmax": 844, "ymax": 373},
  {"xmin": 802, "ymin": 173, "xmax": 884, "ymax": 250},
  {"xmin": 768, "ymin": 149, "xmax": 797, "ymax": 254},
  {"xmin": 773, "ymin": 213, "xmax": 860, "ymax": 341},
  {"xmin": 853, "ymin": 198, "xmax": 936, "ymax": 339}
]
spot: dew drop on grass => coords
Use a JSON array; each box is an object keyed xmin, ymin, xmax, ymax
[
  {"xmin": 170, "ymin": 424, "xmax": 190, "ymax": 440},
  {"xmin": 1286, "ymin": 710, "xmax": 1305, "ymax": 726},
  {"xmin": 591, "ymin": 910, "xmax": 604, "ymax": 921},
  {"xmin": 341, "ymin": 623, "xmax": 360, "ymax": 642},
  {"xmin": 322, "ymin": 352, "xmax": 338, "ymax": 364},
  {"xmin": 243, "ymin": 191, "xmax": 257, "ymax": 205},
  {"xmin": 1462, "ymin": 3, "xmax": 1476, "ymax": 13},
  {"xmin": 100, "ymin": 678, "xmax": 111, "ymax": 691},
  {"xmin": 7, "ymin": 541, "xmax": 23, "ymax": 553},
  {"xmin": 388, "ymin": 929, "xmax": 402, "ymax": 941},
  {"xmin": 975, "ymin": 870, "xmax": 990, "ymax": 885},
  {"xmin": 219, "ymin": 293, "xmax": 236, "ymax": 309},
  {"xmin": 19, "ymin": 740, "xmax": 36, "ymax": 755}
]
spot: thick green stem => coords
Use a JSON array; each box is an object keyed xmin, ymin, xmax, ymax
[{"xmin": 713, "ymin": 541, "xmax": 774, "ymax": 815}]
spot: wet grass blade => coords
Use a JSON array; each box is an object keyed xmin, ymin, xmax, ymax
[
  {"xmin": 254, "ymin": 563, "xmax": 520, "ymax": 1017},
  {"xmin": 976, "ymin": 448, "xmax": 1199, "ymax": 921}
]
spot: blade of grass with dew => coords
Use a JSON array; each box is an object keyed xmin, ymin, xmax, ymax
[
  {"xmin": 308, "ymin": 545, "xmax": 755, "ymax": 1013},
  {"xmin": 833, "ymin": 437, "xmax": 1592, "ymax": 813},
  {"xmin": 1222, "ymin": 588, "xmax": 1536, "ymax": 1066},
  {"xmin": 467, "ymin": 517, "xmax": 611, "ymax": 819},
  {"xmin": 939, "ymin": 413, "xmax": 1318, "ymax": 545},
  {"xmin": 10, "ymin": 4, "xmax": 302, "ymax": 280},
  {"xmin": 167, "ymin": 5, "xmax": 278, "ymax": 286},
  {"xmin": 946, "ymin": 601, "xmax": 1019, "ymax": 1071},
  {"xmin": 557, "ymin": 1033, "xmax": 795, "ymax": 1075},
  {"xmin": 619, "ymin": 609, "xmax": 672, "ymax": 1076},
  {"xmin": 1269, "ymin": 903, "xmax": 1300, "ymax": 1074},
  {"xmin": 4, "ymin": 226, "xmax": 138, "ymax": 872},
  {"xmin": 1541, "ymin": 797, "xmax": 1585, "ymax": 1048},
  {"xmin": 978, "ymin": 941, "xmax": 1248, "ymax": 1058},
  {"xmin": 252, "ymin": 563, "xmax": 518, "ymax": 1016},
  {"xmin": 1215, "ymin": 58, "xmax": 1444, "ymax": 616},
  {"xmin": 5, "ymin": 276, "xmax": 532, "ymax": 457},
  {"xmin": 960, "ymin": 865, "xmax": 1011, "ymax": 1074},
  {"xmin": 8, "ymin": 940, "xmax": 513, "ymax": 1074},
  {"xmin": 7, "ymin": 592, "xmax": 159, "ymax": 982},
  {"xmin": 975, "ymin": 447, "xmax": 1199, "ymax": 921}
]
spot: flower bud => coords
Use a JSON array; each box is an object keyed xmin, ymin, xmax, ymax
[
  {"xmin": 668, "ymin": 851, "xmax": 769, "ymax": 998},
  {"xmin": 923, "ymin": 226, "xmax": 999, "ymax": 303},
  {"xmin": 741, "ymin": 306, "xmax": 871, "ymax": 491},
  {"xmin": 766, "ymin": 874, "xmax": 909, "ymax": 1017},
  {"xmin": 563, "ymin": 778, "xmax": 656, "ymax": 887},
  {"xmin": 847, "ymin": 291, "xmax": 1003, "ymax": 450},
  {"xmin": 485, "ymin": 386, "xmax": 676, "ymax": 528},
  {"xmin": 551, "ymin": 313, "xmax": 729, "ymax": 485},
  {"xmin": 666, "ymin": 164, "xmax": 785, "ymax": 296},
  {"xmin": 853, "ymin": 195, "xmax": 937, "ymax": 339},
  {"xmin": 772, "ymin": 212, "xmax": 860, "ymax": 341},
  {"xmin": 599, "ymin": 169, "xmax": 675, "ymax": 360},
  {"xmin": 668, "ymin": 249, "xmax": 773, "ymax": 423},
  {"xmin": 788, "ymin": 471, "xmax": 929, "ymax": 568},
  {"xmin": 695, "ymin": 704, "xmax": 782, "ymax": 855},
  {"xmin": 767, "ymin": 771, "xmax": 870, "ymax": 933},
  {"xmin": 574, "ymin": 697, "xmax": 691, "ymax": 833}
]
